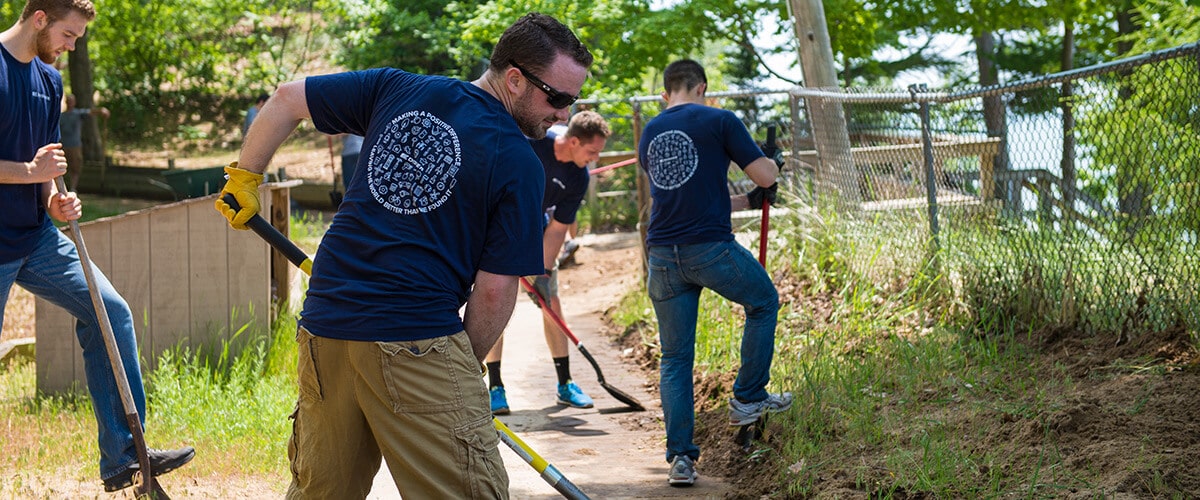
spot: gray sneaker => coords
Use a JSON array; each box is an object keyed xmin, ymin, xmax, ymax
[
  {"xmin": 667, "ymin": 455, "xmax": 697, "ymax": 486},
  {"xmin": 729, "ymin": 392, "xmax": 794, "ymax": 426}
]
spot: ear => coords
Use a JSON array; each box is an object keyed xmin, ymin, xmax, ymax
[
  {"xmin": 660, "ymin": 91, "xmax": 670, "ymax": 104},
  {"xmin": 504, "ymin": 66, "xmax": 525, "ymax": 95},
  {"xmin": 32, "ymin": 10, "xmax": 49, "ymax": 29}
]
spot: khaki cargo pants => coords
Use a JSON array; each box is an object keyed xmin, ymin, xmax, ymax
[{"xmin": 286, "ymin": 327, "xmax": 508, "ymax": 499}]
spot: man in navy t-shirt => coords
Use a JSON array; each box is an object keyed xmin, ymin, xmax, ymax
[
  {"xmin": 0, "ymin": 0, "xmax": 193, "ymax": 493},
  {"xmin": 216, "ymin": 13, "xmax": 593, "ymax": 499},
  {"xmin": 637, "ymin": 59, "xmax": 790, "ymax": 487},
  {"xmin": 483, "ymin": 110, "xmax": 611, "ymax": 414}
]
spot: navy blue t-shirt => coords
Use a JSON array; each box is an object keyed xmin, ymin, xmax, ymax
[
  {"xmin": 0, "ymin": 43, "xmax": 62, "ymax": 264},
  {"xmin": 638, "ymin": 103, "xmax": 764, "ymax": 247},
  {"xmin": 530, "ymin": 130, "xmax": 589, "ymax": 225},
  {"xmin": 300, "ymin": 68, "xmax": 546, "ymax": 341}
]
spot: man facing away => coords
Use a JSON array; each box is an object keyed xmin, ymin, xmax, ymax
[
  {"xmin": 215, "ymin": 12, "xmax": 593, "ymax": 499},
  {"xmin": 485, "ymin": 110, "xmax": 611, "ymax": 414},
  {"xmin": 242, "ymin": 92, "xmax": 268, "ymax": 138},
  {"xmin": 638, "ymin": 59, "xmax": 789, "ymax": 487},
  {"xmin": 0, "ymin": 0, "xmax": 193, "ymax": 493},
  {"xmin": 59, "ymin": 93, "xmax": 108, "ymax": 191}
]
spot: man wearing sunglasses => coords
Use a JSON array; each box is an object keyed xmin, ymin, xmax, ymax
[
  {"xmin": 485, "ymin": 110, "xmax": 611, "ymax": 415},
  {"xmin": 216, "ymin": 12, "xmax": 592, "ymax": 499},
  {"xmin": 511, "ymin": 60, "xmax": 580, "ymax": 109}
]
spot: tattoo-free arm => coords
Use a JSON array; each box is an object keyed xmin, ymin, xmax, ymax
[{"xmin": 463, "ymin": 270, "xmax": 520, "ymax": 363}]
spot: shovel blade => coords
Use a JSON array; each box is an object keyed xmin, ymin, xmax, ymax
[{"xmin": 601, "ymin": 382, "xmax": 645, "ymax": 412}]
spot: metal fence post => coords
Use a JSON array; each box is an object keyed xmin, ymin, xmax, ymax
[{"xmin": 911, "ymin": 85, "xmax": 940, "ymax": 252}]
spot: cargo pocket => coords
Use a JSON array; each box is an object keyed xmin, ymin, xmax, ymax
[
  {"xmin": 378, "ymin": 336, "xmax": 464, "ymax": 414},
  {"xmin": 287, "ymin": 404, "xmax": 301, "ymax": 481},
  {"xmin": 297, "ymin": 327, "xmax": 323, "ymax": 402},
  {"xmin": 452, "ymin": 413, "xmax": 508, "ymax": 500}
]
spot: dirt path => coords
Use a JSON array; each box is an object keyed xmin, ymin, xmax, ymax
[{"xmin": 367, "ymin": 232, "xmax": 733, "ymax": 499}]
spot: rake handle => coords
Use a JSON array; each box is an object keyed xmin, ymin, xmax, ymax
[{"xmin": 56, "ymin": 178, "xmax": 157, "ymax": 496}]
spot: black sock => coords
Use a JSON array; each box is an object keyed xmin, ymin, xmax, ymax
[
  {"xmin": 553, "ymin": 356, "xmax": 571, "ymax": 385},
  {"xmin": 487, "ymin": 361, "xmax": 503, "ymax": 389}
]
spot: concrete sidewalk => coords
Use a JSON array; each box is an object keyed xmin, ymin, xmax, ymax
[{"xmin": 366, "ymin": 236, "xmax": 732, "ymax": 498}]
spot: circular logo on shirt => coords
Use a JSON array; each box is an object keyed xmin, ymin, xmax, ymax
[
  {"xmin": 646, "ymin": 130, "xmax": 698, "ymax": 190},
  {"xmin": 367, "ymin": 111, "xmax": 461, "ymax": 214}
]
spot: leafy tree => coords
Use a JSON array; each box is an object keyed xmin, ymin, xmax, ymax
[
  {"xmin": 332, "ymin": 0, "xmax": 484, "ymax": 74},
  {"xmin": 447, "ymin": 0, "xmax": 711, "ymax": 98},
  {"xmin": 87, "ymin": 0, "xmax": 333, "ymax": 146}
]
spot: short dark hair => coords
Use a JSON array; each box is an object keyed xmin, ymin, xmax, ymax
[
  {"xmin": 22, "ymin": 0, "xmax": 95, "ymax": 22},
  {"xmin": 663, "ymin": 59, "xmax": 707, "ymax": 95},
  {"xmin": 255, "ymin": 94, "xmax": 270, "ymax": 104},
  {"xmin": 564, "ymin": 110, "xmax": 610, "ymax": 142},
  {"xmin": 490, "ymin": 13, "xmax": 593, "ymax": 76}
]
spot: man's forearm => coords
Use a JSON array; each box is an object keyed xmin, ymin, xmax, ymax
[
  {"xmin": 463, "ymin": 271, "xmax": 519, "ymax": 363},
  {"xmin": 0, "ymin": 159, "xmax": 35, "ymax": 184},
  {"xmin": 543, "ymin": 221, "xmax": 570, "ymax": 270},
  {"xmin": 238, "ymin": 80, "xmax": 312, "ymax": 173}
]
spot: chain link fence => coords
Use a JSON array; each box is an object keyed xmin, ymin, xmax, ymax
[
  {"xmin": 584, "ymin": 42, "xmax": 1198, "ymax": 338},
  {"xmin": 788, "ymin": 42, "xmax": 1200, "ymax": 337}
]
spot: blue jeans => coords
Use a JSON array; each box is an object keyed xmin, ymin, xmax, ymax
[
  {"xmin": 647, "ymin": 240, "xmax": 779, "ymax": 462},
  {"xmin": 341, "ymin": 152, "xmax": 360, "ymax": 190},
  {"xmin": 0, "ymin": 222, "xmax": 146, "ymax": 480}
]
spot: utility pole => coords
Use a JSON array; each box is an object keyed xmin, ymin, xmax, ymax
[{"xmin": 787, "ymin": 0, "xmax": 860, "ymax": 206}]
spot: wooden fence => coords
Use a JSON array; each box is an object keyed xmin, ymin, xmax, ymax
[
  {"xmin": 792, "ymin": 138, "xmax": 1003, "ymax": 211},
  {"xmin": 35, "ymin": 182, "xmax": 299, "ymax": 393}
]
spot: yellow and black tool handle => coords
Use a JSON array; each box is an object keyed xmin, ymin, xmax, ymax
[{"xmin": 220, "ymin": 195, "xmax": 590, "ymax": 500}]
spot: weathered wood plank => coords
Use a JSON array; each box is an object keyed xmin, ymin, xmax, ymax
[
  {"xmin": 148, "ymin": 204, "xmax": 192, "ymax": 355},
  {"xmin": 108, "ymin": 214, "xmax": 154, "ymax": 369},
  {"xmin": 34, "ymin": 294, "xmax": 78, "ymax": 393},
  {"xmin": 36, "ymin": 184, "xmax": 293, "ymax": 393},
  {"xmin": 187, "ymin": 200, "xmax": 230, "ymax": 356},
  {"xmin": 226, "ymin": 189, "xmax": 272, "ymax": 354}
]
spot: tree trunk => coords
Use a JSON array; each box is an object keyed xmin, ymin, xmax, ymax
[
  {"xmin": 1115, "ymin": 5, "xmax": 1148, "ymax": 229},
  {"xmin": 1060, "ymin": 20, "xmax": 1077, "ymax": 220},
  {"xmin": 974, "ymin": 31, "xmax": 1012, "ymax": 210},
  {"xmin": 67, "ymin": 32, "xmax": 105, "ymax": 187}
]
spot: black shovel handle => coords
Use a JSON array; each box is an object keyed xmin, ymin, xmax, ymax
[{"xmin": 221, "ymin": 195, "xmax": 312, "ymax": 274}]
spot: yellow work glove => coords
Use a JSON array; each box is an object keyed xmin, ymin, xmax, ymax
[{"xmin": 214, "ymin": 162, "xmax": 263, "ymax": 230}]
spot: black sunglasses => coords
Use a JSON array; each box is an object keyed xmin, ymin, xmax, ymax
[{"xmin": 510, "ymin": 60, "xmax": 579, "ymax": 109}]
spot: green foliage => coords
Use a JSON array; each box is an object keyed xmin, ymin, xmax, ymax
[
  {"xmin": 86, "ymin": 0, "xmax": 335, "ymax": 145},
  {"xmin": 1127, "ymin": 1, "xmax": 1200, "ymax": 52},
  {"xmin": 0, "ymin": 1, "xmax": 17, "ymax": 24},
  {"xmin": 1073, "ymin": 54, "xmax": 1200, "ymax": 235},
  {"xmin": 0, "ymin": 305, "xmax": 300, "ymax": 483},
  {"xmin": 446, "ymin": 0, "xmax": 713, "ymax": 97},
  {"xmin": 333, "ymin": 0, "xmax": 483, "ymax": 74},
  {"xmin": 147, "ymin": 307, "xmax": 298, "ymax": 475}
]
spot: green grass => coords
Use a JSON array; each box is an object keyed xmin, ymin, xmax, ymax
[
  {"xmin": 0, "ymin": 361, "xmax": 97, "ymax": 486},
  {"xmin": 0, "ymin": 212, "xmax": 325, "ymax": 491},
  {"xmin": 145, "ymin": 308, "xmax": 297, "ymax": 478},
  {"xmin": 610, "ymin": 191, "xmax": 1196, "ymax": 497},
  {"xmin": 0, "ymin": 306, "xmax": 297, "ymax": 489},
  {"xmin": 46, "ymin": 194, "xmax": 167, "ymax": 226}
]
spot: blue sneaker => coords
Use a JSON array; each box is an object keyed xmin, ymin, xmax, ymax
[
  {"xmin": 556, "ymin": 380, "xmax": 594, "ymax": 408},
  {"xmin": 490, "ymin": 386, "xmax": 510, "ymax": 415}
]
